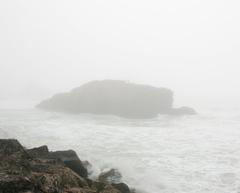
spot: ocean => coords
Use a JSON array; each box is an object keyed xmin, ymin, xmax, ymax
[{"xmin": 0, "ymin": 108, "xmax": 240, "ymax": 193}]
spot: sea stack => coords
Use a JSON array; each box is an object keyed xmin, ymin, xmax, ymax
[{"xmin": 37, "ymin": 80, "xmax": 196, "ymax": 118}]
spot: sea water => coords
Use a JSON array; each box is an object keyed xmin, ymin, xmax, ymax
[{"xmin": 0, "ymin": 108, "xmax": 240, "ymax": 193}]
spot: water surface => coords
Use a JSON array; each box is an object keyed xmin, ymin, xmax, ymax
[{"xmin": 0, "ymin": 109, "xmax": 240, "ymax": 193}]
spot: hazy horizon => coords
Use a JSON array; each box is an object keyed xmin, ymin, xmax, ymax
[
  {"xmin": 0, "ymin": 0, "xmax": 240, "ymax": 110},
  {"xmin": 1, "ymin": 2, "xmax": 240, "ymax": 192}
]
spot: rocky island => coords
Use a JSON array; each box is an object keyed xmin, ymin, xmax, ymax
[
  {"xmin": 37, "ymin": 80, "xmax": 196, "ymax": 118},
  {"xmin": 0, "ymin": 139, "xmax": 134, "ymax": 193}
]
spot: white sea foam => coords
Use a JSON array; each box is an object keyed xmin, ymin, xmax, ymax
[{"xmin": 0, "ymin": 108, "xmax": 240, "ymax": 193}]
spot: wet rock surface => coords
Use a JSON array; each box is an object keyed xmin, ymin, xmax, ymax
[
  {"xmin": 98, "ymin": 169, "xmax": 130, "ymax": 193},
  {"xmin": 0, "ymin": 139, "xmax": 134, "ymax": 193},
  {"xmin": 98, "ymin": 169, "xmax": 122, "ymax": 184}
]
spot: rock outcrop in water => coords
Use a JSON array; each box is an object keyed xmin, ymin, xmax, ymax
[
  {"xmin": 37, "ymin": 80, "xmax": 196, "ymax": 118},
  {"xmin": 0, "ymin": 139, "xmax": 133, "ymax": 193}
]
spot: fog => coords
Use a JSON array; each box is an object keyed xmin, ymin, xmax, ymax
[{"xmin": 0, "ymin": 0, "xmax": 240, "ymax": 110}]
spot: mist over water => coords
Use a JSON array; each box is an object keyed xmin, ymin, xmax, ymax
[
  {"xmin": 1, "ymin": 0, "xmax": 240, "ymax": 111},
  {"xmin": 1, "ymin": 0, "xmax": 240, "ymax": 192},
  {"xmin": 1, "ymin": 108, "xmax": 240, "ymax": 193}
]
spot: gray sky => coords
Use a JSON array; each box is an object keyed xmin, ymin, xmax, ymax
[{"xmin": 0, "ymin": 0, "xmax": 239, "ymax": 109}]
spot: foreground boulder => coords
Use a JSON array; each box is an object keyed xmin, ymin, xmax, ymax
[
  {"xmin": 37, "ymin": 80, "xmax": 196, "ymax": 118},
  {"xmin": 0, "ymin": 139, "xmax": 25, "ymax": 155},
  {"xmin": 0, "ymin": 139, "xmax": 134, "ymax": 193},
  {"xmin": 47, "ymin": 150, "xmax": 88, "ymax": 178},
  {"xmin": 27, "ymin": 147, "xmax": 88, "ymax": 178}
]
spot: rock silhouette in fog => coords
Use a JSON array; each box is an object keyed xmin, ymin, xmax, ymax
[{"xmin": 37, "ymin": 80, "xmax": 196, "ymax": 118}]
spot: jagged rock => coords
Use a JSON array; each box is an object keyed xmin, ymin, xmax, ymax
[
  {"xmin": 82, "ymin": 161, "xmax": 93, "ymax": 175},
  {"xmin": 26, "ymin": 145, "xmax": 49, "ymax": 157},
  {"xmin": 0, "ymin": 141, "xmax": 88, "ymax": 193},
  {"xmin": 98, "ymin": 169, "xmax": 122, "ymax": 184},
  {"xmin": 37, "ymin": 80, "xmax": 195, "ymax": 118},
  {"xmin": 0, "ymin": 139, "xmax": 25, "ymax": 155},
  {"xmin": 47, "ymin": 150, "xmax": 88, "ymax": 178},
  {"xmin": 99, "ymin": 185, "xmax": 121, "ymax": 193},
  {"xmin": 0, "ymin": 139, "xmax": 130, "ymax": 193},
  {"xmin": 0, "ymin": 175, "xmax": 33, "ymax": 193},
  {"xmin": 86, "ymin": 179, "xmax": 106, "ymax": 192},
  {"xmin": 65, "ymin": 187, "xmax": 96, "ymax": 193},
  {"xmin": 27, "ymin": 148, "xmax": 88, "ymax": 178},
  {"xmin": 112, "ymin": 183, "xmax": 131, "ymax": 193}
]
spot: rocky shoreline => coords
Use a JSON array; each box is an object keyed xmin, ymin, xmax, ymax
[{"xmin": 0, "ymin": 139, "xmax": 135, "ymax": 193}]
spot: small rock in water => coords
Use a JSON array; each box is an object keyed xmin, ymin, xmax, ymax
[{"xmin": 98, "ymin": 168, "xmax": 122, "ymax": 184}]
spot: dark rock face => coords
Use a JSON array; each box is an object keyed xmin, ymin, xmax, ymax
[
  {"xmin": 0, "ymin": 139, "xmax": 25, "ymax": 155},
  {"xmin": 37, "ymin": 80, "xmax": 195, "ymax": 118},
  {"xmin": 27, "ymin": 145, "xmax": 49, "ymax": 157},
  {"xmin": 27, "ymin": 148, "xmax": 88, "ymax": 178},
  {"xmin": 0, "ymin": 139, "xmax": 134, "ymax": 193},
  {"xmin": 47, "ymin": 150, "xmax": 88, "ymax": 178},
  {"xmin": 112, "ymin": 183, "xmax": 131, "ymax": 193}
]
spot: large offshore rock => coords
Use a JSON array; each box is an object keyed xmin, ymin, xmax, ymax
[{"xmin": 37, "ymin": 80, "xmax": 195, "ymax": 118}]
